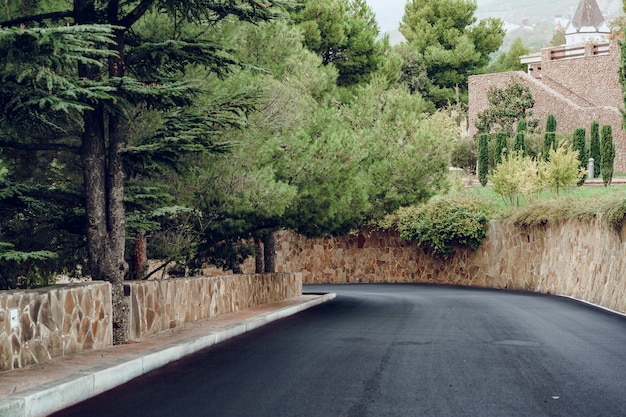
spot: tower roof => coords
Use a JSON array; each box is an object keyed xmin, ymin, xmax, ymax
[{"xmin": 569, "ymin": 0, "xmax": 609, "ymax": 33}]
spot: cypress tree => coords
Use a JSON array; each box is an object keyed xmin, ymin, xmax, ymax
[
  {"xmin": 589, "ymin": 121, "xmax": 601, "ymax": 178},
  {"xmin": 513, "ymin": 118, "xmax": 527, "ymax": 156},
  {"xmin": 494, "ymin": 132, "xmax": 508, "ymax": 166},
  {"xmin": 572, "ymin": 128, "xmax": 587, "ymax": 185},
  {"xmin": 543, "ymin": 114, "xmax": 557, "ymax": 160},
  {"xmin": 478, "ymin": 133, "xmax": 489, "ymax": 187},
  {"xmin": 600, "ymin": 125, "xmax": 615, "ymax": 186}
]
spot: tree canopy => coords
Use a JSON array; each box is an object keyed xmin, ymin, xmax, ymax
[
  {"xmin": 0, "ymin": 0, "xmax": 462, "ymax": 344},
  {"xmin": 399, "ymin": 0, "xmax": 505, "ymax": 106}
]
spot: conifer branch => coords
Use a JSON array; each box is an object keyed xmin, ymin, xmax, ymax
[
  {"xmin": 0, "ymin": 139, "xmax": 80, "ymax": 153},
  {"xmin": 120, "ymin": 0, "xmax": 155, "ymax": 28},
  {"xmin": 0, "ymin": 11, "xmax": 73, "ymax": 28}
]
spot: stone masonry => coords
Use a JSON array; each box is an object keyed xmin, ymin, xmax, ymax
[
  {"xmin": 275, "ymin": 220, "xmax": 626, "ymax": 315},
  {"xmin": 0, "ymin": 273, "xmax": 301, "ymax": 372},
  {"xmin": 126, "ymin": 273, "xmax": 302, "ymax": 340},
  {"xmin": 0, "ymin": 282, "xmax": 112, "ymax": 371}
]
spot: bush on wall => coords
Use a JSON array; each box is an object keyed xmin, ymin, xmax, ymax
[{"xmin": 380, "ymin": 194, "xmax": 492, "ymax": 259}]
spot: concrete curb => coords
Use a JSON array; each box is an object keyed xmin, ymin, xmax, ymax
[{"xmin": 0, "ymin": 292, "xmax": 336, "ymax": 417}]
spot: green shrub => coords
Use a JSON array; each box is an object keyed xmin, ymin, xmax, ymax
[
  {"xmin": 384, "ymin": 194, "xmax": 491, "ymax": 259},
  {"xmin": 450, "ymin": 136, "xmax": 477, "ymax": 173},
  {"xmin": 542, "ymin": 114, "xmax": 557, "ymax": 160}
]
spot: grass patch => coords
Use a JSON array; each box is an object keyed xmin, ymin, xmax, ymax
[{"xmin": 462, "ymin": 182, "xmax": 626, "ymax": 230}]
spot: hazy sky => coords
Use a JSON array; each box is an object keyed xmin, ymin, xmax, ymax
[
  {"xmin": 365, "ymin": 0, "xmax": 406, "ymax": 32},
  {"xmin": 365, "ymin": 0, "xmax": 494, "ymax": 32}
]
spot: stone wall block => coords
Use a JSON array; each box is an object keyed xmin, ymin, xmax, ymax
[{"xmin": 275, "ymin": 220, "xmax": 626, "ymax": 316}]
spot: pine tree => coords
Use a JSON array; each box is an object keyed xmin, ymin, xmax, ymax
[
  {"xmin": 478, "ymin": 133, "xmax": 490, "ymax": 186},
  {"xmin": 589, "ymin": 121, "xmax": 601, "ymax": 178},
  {"xmin": 600, "ymin": 125, "xmax": 615, "ymax": 186},
  {"xmin": 400, "ymin": 0, "xmax": 504, "ymax": 106}
]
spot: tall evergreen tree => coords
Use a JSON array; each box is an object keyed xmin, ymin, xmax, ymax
[
  {"xmin": 543, "ymin": 114, "xmax": 557, "ymax": 161},
  {"xmin": 0, "ymin": 0, "xmax": 294, "ymax": 344},
  {"xmin": 572, "ymin": 128, "xmax": 587, "ymax": 185},
  {"xmin": 494, "ymin": 132, "xmax": 508, "ymax": 166},
  {"xmin": 513, "ymin": 118, "xmax": 527, "ymax": 156},
  {"xmin": 600, "ymin": 125, "xmax": 616, "ymax": 186},
  {"xmin": 478, "ymin": 133, "xmax": 490, "ymax": 186},
  {"xmin": 589, "ymin": 121, "xmax": 601, "ymax": 178}
]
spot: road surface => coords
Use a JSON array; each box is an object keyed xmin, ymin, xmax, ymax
[{"xmin": 53, "ymin": 284, "xmax": 626, "ymax": 417}]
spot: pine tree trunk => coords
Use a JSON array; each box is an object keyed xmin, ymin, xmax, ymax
[
  {"xmin": 77, "ymin": 5, "xmax": 129, "ymax": 345},
  {"xmin": 262, "ymin": 233, "xmax": 276, "ymax": 273},
  {"xmin": 131, "ymin": 232, "xmax": 148, "ymax": 280},
  {"xmin": 254, "ymin": 237, "xmax": 264, "ymax": 274}
]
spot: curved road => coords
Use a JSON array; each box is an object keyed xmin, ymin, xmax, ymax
[{"xmin": 54, "ymin": 285, "xmax": 626, "ymax": 417}]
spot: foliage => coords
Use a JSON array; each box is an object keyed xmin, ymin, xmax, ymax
[
  {"xmin": 292, "ymin": 0, "xmax": 387, "ymax": 87},
  {"xmin": 589, "ymin": 120, "xmax": 601, "ymax": 178},
  {"xmin": 550, "ymin": 28, "xmax": 566, "ymax": 46},
  {"xmin": 542, "ymin": 114, "xmax": 557, "ymax": 160},
  {"xmin": 600, "ymin": 124, "xmax": 616, "ymax": 186},
  {"xmin": 485, "ymin": 37, "xmax": 530, "ymax": 73},
  {"xmin": 489, "ymin": 152, "xmax": 541, "ymax": 207},
  {"xmin": 513, "ymin": 118, "xmax": 527, "ymax": 156},
  {"xmin": 450, "ymin": 136, "xmax": 477, "ymax": 172},
  {"xmin": 478, "ymin": 133, "xmax": 489, "ymax": 186},
  {"xmin": 382, "ymin": 193, "xmax": 491, "ymax": 259},
  {"xmin": 475, "ymin": 78, "xmax": 536, "ymax": 135},
  {"xmin": 494, "ymin": 132, "xmax": 508, "ymax": 166},
  {"xmin": 399, "ymin": 0, "xmax": 504, "ymax": 107},
  {"xmin": 0, "ymin": 0, "xmax": 296, "ymax": 343},
  {"xmin": 572, "ymin": 128, "xmax": 587, "ymax": 185},
  {"xmin": 0, "ymin": 241, "xmax": 58, "ymax": 289},
  {"xmin": 540, "ymin": 143, "xmax": 586, "ymax": 196},
  {"xmin": 507, "ymin": 194, "xmax": 626, "ymax": 233}
]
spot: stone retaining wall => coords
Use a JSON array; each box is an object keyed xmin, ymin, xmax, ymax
[
  {"xmin": 275, "ymin": 220, "xmax": 626, "ymax": 315},
  {"xmin": 0, "ymin": 273, "xmax": 301, "ymax": 371},
  {"xmin": 0, "ymin": 282, "xmax": 112, "ymax": 371},
  {"xmin": 126, "ymin": 273, "xmax": 302, "ymax": 340}
]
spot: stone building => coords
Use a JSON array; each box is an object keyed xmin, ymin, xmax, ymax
[{"xmin": 468, "ymin": 0, "xmax": 625, "ymax": 173}]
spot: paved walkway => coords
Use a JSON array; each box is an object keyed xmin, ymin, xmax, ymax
[{"xmin": 0, "ymin": 293, "xmax": 335, "ymax": 417}]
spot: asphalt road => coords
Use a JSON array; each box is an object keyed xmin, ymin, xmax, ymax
[{"xmin": 53, "ymin": 284, "xmax": 626, "ymax": 417}]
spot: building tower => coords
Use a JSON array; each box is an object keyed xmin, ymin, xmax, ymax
[{"xmin": 565, "ymin": 0, "xmax": 611, "ymax": 45}]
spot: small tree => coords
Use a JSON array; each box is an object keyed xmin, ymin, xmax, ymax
[
  {"xmin": 542, "ymin": 114, "xmax": 557, "ymax": 161},
  {"xmin": 600, "ymin": 125, "xmax": 616, "ymax": 186},
  {"xmin": 590, "ymin": 121, "xmax": 601, "ymax": 178},
  {"xmin": 475, "ymin": 78, "xmax": 536, "ymax": 135},
  {"xmin": 489, "ymin": 151, "xmax": 540, "ymax": 207},
  {"xmin": 572, "ymin": 128, "xmax": 587, "ymax": 185},
  {"xmin": 478, "ymin": 133, "xmax": 490, "ymax": 186},
  {"xmin": 494, "ymin": 132, "xmax": 509, "ymax": 165},
  {"xmin": 513, "ymin": 118, "xmax": 527, "ymax": 156},
  {"xmin": 540, "ymin": 143, "xmax": 586, "ymax": 195}
]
